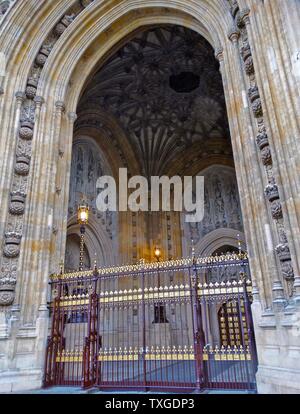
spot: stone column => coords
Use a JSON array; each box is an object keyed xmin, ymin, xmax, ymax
[
  {"xmin": 49, "ymin": 108, "xmax": 76, "ymax": 275},
  {"xmin": 216, "ymin": 40, "xmax": 284, "ymax": 310}
]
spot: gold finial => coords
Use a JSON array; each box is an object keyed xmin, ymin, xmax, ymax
[
  {"xmin": 59, "ymin": 260, "xmax": 64, "ymax": 274},
  {"xmin": 94, "ymin": 252, "xmax": 98, "ymax": 271},
  {"xmin": 237, "ymin": 233, "xmax": 242, "ymax": 256}
]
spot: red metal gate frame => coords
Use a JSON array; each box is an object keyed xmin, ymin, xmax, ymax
[{"xmin": 43, "ymin": 252, "xmax": 257, "ymax": 392}]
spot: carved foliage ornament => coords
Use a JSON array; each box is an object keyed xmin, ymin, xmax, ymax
[
  {"xmin": 0, "ymin": 0, "xmax": 95, "ymax": 306},
  {"xmin": 261, "ymin": 146, "xmax": 272, "ymax": 166},
  {"xmin": 271, "ymin": 200, "xmax": 283, "ymax": 220},
  {"xmin": 3, "ymin": 231, "xmax": 22, "ymax": 258},
  {"xmin": 230, "ymin": 0, "xmax": 295, "ymax": 287},
  {"xmin": 264, "ymin": 183, "xmax": 279, "ymax": 202},
  {"xmin": 9, "ymin": 191, "xmax": 26, "ymax": 215}
]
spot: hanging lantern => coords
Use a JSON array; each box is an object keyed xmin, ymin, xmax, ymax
[{"xmin": 77, "ymin": 202, "xmax": 89, "ymax": 225}]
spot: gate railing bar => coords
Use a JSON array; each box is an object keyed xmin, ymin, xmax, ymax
[
  {"xmin": 49, "ymin": 253, "xmax": 249, "ymax": 282},
  {"xmin": 45, "ymin": 253, "xmax": 257, "ymax": 392},
  {"xmin": 141, "ymin": 268, "xmax": 147, "ymax": 390},
  {"xmin": 50, "ymin": 280, "xmax": 252, "ymax": 309}
]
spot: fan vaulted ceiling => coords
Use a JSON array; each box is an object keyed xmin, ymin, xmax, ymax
[{"xmin": 77, "ymin": 25, "xmax": 232, "ymax": 178}]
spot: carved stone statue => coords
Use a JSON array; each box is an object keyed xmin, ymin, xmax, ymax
[{"xmin": 188, "ymin": 167, "xmax": 243, "ymax": 242}]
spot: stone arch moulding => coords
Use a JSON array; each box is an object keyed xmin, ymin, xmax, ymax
[
  {"xmin": 0, "ymin": 0, "xmax": 295, "ymax": 314},
  {"xmin": 66, "ymin": 213, "xmax": 117, "ymax": 268},
  {"xmin": 0, "ymin": 1, "xmax": 230, "ymax": 310},
  {"xmin": 195, "ymin": 228, "xmax": 246, "ymax": 257},
  {"xmin": 74, "ymin": 107, "xmax": 141, "ymax": 179}
]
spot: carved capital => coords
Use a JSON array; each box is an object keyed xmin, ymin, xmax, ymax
[
  {"xmin": 68, "ymin": 112, "xmax": 77, "ymax": 123},
  {"xmin": 34, "ymin": 95, "xmax": 45, "ymax": 108},
  {"xmin": 214, "ymin": 47, "xmax": 224, "ymax": 62},
  {"xmin": 55, "ymin": 101, "xmax": 65, "ymax": 113},
  {"xmin": 228, "ymin": 26, "xmax": 240, "ymax": 43},
  {"xmin": 15, "ymin": 91, "xmax": 26, "ymax": 104},
  {"xmin": 240, "ymin": 8, "xmax": 251, "ymax": 25}
]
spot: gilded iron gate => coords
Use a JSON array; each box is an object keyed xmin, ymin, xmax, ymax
[{"xmin": 44, "ymin": 253, "xmax": 257, "ymax": 392}]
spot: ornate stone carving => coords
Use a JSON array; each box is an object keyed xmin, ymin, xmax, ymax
[
  {"xmin": 271, "ymin": 200, "xmax": 283, "ymax": 220},
  {"xmin": 9, "ymin": 190, "xmax": 26, "ymax": 215},
  {"xmin": 15, "ymin": 157, "xmax": 30, "ymax": 175},
  {"xmin": 19, "ymin": 120, "xmax": 34, "ymax": 140},
  {"xmin": 264, "ymin": 183, "xmax": 279, "ymax": 202},
  {"xmin": 251, "ymin": 99, "xmax": 263, "ymax": 117},
  {"xmin": 54, "ymin": 14, "xmax": 76, "ymax": 36},
  {"xmin": 20, "ymin": 102, "xmax": 35, "ymax": 124},
  {"xmin": 55, "ymin": 101, "xmax": 65, "ymax": 113},
  {"xmin": 256, "ymin": 131, "xmax": 269, "ymax": 149},
  {"xmin": 240, "ymin": 42, "xmax": 254, "ymax": 75},
  {"xmin": 248, "ymin": 85, "xmax": 260, "ymax": 102},
  {"xmin": 0, "ymin": 0, "xmax": 94, "ymax": 306},
  {"xmin": 244, "ymin": 56, "xmax": 254, "ymax": 75},
  {"xmin": 241, "ymin": 42, "xmax": 251, "ymax": 62},
  {"xmin": 35, "ymin": 46, "xmax": 51, "ymax": 67},
  {"xmin": 25, "ymin": 77, "xmax": 38, "ymax": 99},
  {"xmin": 248, "ymin": 86, "xmax": 263, "ymax": 117},
  {"xmin": 239, "ymin": 8, "xmax": 251, "ymax": 26},
  {"xmin": 232, "ymin": 0, "xmax": 295, "ymax": 293},
  {"xmin": 15, "ymin": 141, "xmax": 31, "ymax": 175},
  {"xmin": 0, "ymin": 278, "xmax": 16, "ymax": 306},
  {"xmin": 261, "ymin": 146, "xmax": 272, "ymax": 165},
  {"xmin": 281, "ymin": 261, "xmax": 294, "ymax": 280},
  {"xmin": 3, "ymin": 231, "xmax": 22, "ymax": 258},
  {"xmin": 15, "ymin": 91, "xmax": 25, "ymax": 105},
  {"xmin": 275, "ymin": 243, "xmax": 291, "ymax": 262},
  {"xmin": 34, "ymin": 95, "xmax": 44, "ymax": 108},
  {"xmin": 188, "ymin": 167, "xmax": 242, "ymax": 243},
  {"xmin": 228, "ymin": 25, "xmax": 240, "ymax": 42}
]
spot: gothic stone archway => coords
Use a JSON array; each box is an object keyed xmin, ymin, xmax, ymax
[{"xmin": 0, "ymin": 0, "xmax": 300, "ymax": 394}]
